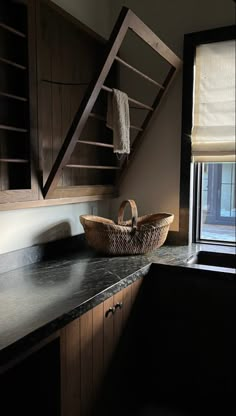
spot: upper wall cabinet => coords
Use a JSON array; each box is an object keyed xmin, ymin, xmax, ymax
[
  {"xmin": 0, "ymin": 0, "xmax": 38, "ymax": 205},
  {"xmin": 0, "ymin": 0, "xmax": 181, "ymax": 208}
]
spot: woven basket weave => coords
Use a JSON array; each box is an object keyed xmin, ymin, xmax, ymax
[{"xmin": 80, "ymin": 199, "xmax": 174, "ymax": 255}]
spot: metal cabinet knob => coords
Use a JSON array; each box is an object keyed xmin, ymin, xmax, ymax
[
  {"xmin": 105, "ymin": 306, "xmax": 115, "ymax": 318},
  {"xmin": 114, "ymin": 302, "xmax": 123, "ymax": 310}
]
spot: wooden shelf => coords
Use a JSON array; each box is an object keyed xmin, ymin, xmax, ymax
[
  {"xmin": 0, "ymin": 22, "xmax": 26, "ymax": 38},
  {"xmin": 0, "ymin": 57, "xmax": 27, "ymax": 70},
  {"xmin": 66, "ymin": 164, "xmax": 120, "ymax": 170},
  {"xmin": 0, "ymin": 124, "xmax": 28, "ymax": 133},
  {"xmin": 78, "ymin": 140, "xmax": 114, "ymax": 149},
  {"xmin": 0, "ymin": 91, "xmax": 28, "ymax": 102},
  {"xmin": 0, "ymin": 158, "xmax": 29, "ymax": 164}
]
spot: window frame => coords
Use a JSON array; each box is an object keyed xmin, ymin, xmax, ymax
[{"xmin": 179, "ymin": 25, "xmax": 236, "ymax": 245}]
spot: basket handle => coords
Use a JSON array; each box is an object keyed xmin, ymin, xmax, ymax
[{"xmin": 118, "ymin": 200, "xmax": 138, "ymax": 230}]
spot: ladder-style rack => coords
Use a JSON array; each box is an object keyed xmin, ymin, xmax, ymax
[{"xmin": 43, "ymin": 7, "xmax": 182, "ymax": 199}]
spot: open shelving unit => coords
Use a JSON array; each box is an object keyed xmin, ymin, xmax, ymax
[{"xmin": 0, "ymin": 0, "xmax": 38, "ymax": 203}]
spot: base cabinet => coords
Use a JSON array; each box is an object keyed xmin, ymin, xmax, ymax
[
  {"xmin": 0, "ymin": 279, "xmax": 143, "ymax": 416},
  {"xmin": 61, "ymin": 279, "xmax": 143, "ymax": 416}
]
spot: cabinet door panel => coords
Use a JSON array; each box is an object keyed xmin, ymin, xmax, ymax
[
  {"xmin": 131, "ymin": 278, "xmax": 143, "ymax": 303},
  {"xmin": 121, "ymin": 284, "xmax": 132, "ymax": 329},
  {"xmin": 103, "ymin": 296, "xmax": 114, "ymax": 373},
  {"xmin": 80, "ymin": 309, "xmax": 93, "ymax": 416},
  {"xmin": 60, "ymin": 279, "xmax": 144, "ymax": 416},
  {"xmin": 61, "ymin": 319, "xmax": 81, "ymax": 416},
  {"xmin": 92, "ymin": 302, "xmax": 104, "ymax": 402},
  {"xmin": 113, "ymin": 291, "xmax": 123, "ymax": 346}
]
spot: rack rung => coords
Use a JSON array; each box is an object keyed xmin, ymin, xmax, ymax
[
  {"xmin": 78, "ymin": 140, "xmax": 114, "ymax": 148},
  {"xmin": 102, "ymin": 85, "xmax": 153, "ymax": 111},
  {"xmin": 115, "ymin": 56, "xmax": 164, "ymax": 89},
  {"xmin": 0, "ymin": 22, "xmax": 26, "ymax": 38},
  {"xmin": 0, "ymin": 158, "xmax": 28, "ymax": 163},
  {"xmin": 66, "ymin": 164, "xmax": 120, "ymax": 170},
  {"xmin": 0, "ymin": 124, "xmax": 28, "ymax": 133},
  {"xmin": 0, "ymin": 91, "xmax": 27, "ymax": 102},
  {"xmin": 130, "ymin": 125, "xmax": 143, "ymax": 132},
  {"xmin": 89, "ymin": 112, "xmax": 106, "ymax": 122},
  {"xmin": 0, "ymin": 57, "xmax": 26, "ymax": 70},
  {"xmin": 89, "ymin": 113, "xmax": 143, "ymax": 131}
]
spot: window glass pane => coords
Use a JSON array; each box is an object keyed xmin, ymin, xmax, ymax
[{"xmin": 200, "ymin": 162, "xmax": 236, "ymax": 242}]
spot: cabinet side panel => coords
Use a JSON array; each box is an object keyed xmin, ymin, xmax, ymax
[
  {"xmin": 60, "ymin": 320, "xmax": 81, "ymax": 416},
  {"xmin": 113, "ymin": 290, "xmax": 123, "ymax": 347},
  {"xmin": 103, "ymin": 296, "xmax": 114, "ymax": 374},
  {"xmin": 121, "ymin": 284, "xmax": 132, "ymax": 329},
  {"xmin": 80, "ymin": 309, "xmax": 93, "ymax": 416},
  {"xmin": 92, "ymin": 302, "xmax": 104, "ymax": 402}
]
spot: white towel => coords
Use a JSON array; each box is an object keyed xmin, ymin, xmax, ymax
[{"xmin": 106, "ymin": 88, "xmax": 130, "ymax": 154}]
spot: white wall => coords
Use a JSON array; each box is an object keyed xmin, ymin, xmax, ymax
[
  {"xmin": 0, "ymin": 0, "xmax": 111, "ymax": 255},
  {"xmin": 109, "ymin": 0, "xmax": 235, "ymax": 230},
  {"xmin": 0, "ymin": 201, "xmax": 110, "ymax": 254}
]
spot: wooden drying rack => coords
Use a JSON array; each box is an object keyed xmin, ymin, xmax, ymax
[{"xmin": 43, "ymin": 7, "xmax": 182, "ymax": 199}]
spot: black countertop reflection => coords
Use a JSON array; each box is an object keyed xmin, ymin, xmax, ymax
[{"xmin": 0, "ymin": 242, "xmax": 234, "ymax": 365}]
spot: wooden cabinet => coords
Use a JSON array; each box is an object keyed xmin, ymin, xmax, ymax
[
  {"xmin": 61, "ymin": 278, "xmax": 143, "ymax": 416},
  {"xmin": 0, "ymin": 0, "xmax": 117, "ymax": 208},
  {"xmin": 0, "ymin": 0, "xmax": 181, "ymax": 208},
  {"xmin": 0, "ymin": 278, "xmax": 143, "ymax": 416}
]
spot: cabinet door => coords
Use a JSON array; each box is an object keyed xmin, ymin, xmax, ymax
[{"xmin": 60, "ymin": 278, "xmax": 143, "ymax": 416}]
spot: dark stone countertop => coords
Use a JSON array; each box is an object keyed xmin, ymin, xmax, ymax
[{"xmin": 0, "ymin": 242, "xmax": 235, "ymax": 366}]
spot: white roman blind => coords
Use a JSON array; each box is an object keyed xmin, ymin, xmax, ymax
[{"xmin": 191, "ymin": 39, "xmax": 236, "ymax": 162}]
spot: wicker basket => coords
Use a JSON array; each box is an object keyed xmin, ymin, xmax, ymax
[{"xmin": 80, "ymin": 199, "xmax": 174, "ymax": 256}]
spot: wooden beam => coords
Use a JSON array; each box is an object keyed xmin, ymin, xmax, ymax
[
  {"xmin": 128, "ymin": 12, "xmax": 182, "ymax": 68},
  {"xmin": 47, "ymin": 185, "xmax": 116, "ymax": 200},
  {"xmin": 43, "ymin": 7, "xmax": 132, "ymax": 198}
]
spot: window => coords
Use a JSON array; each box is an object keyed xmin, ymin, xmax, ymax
[
  {"xmin": 196, "ymin": 162, "xmax": 236, "ymax": 243},
  {"xmin": 180, "ymin": 26, "xmax": 235, "ymax": 245}
]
